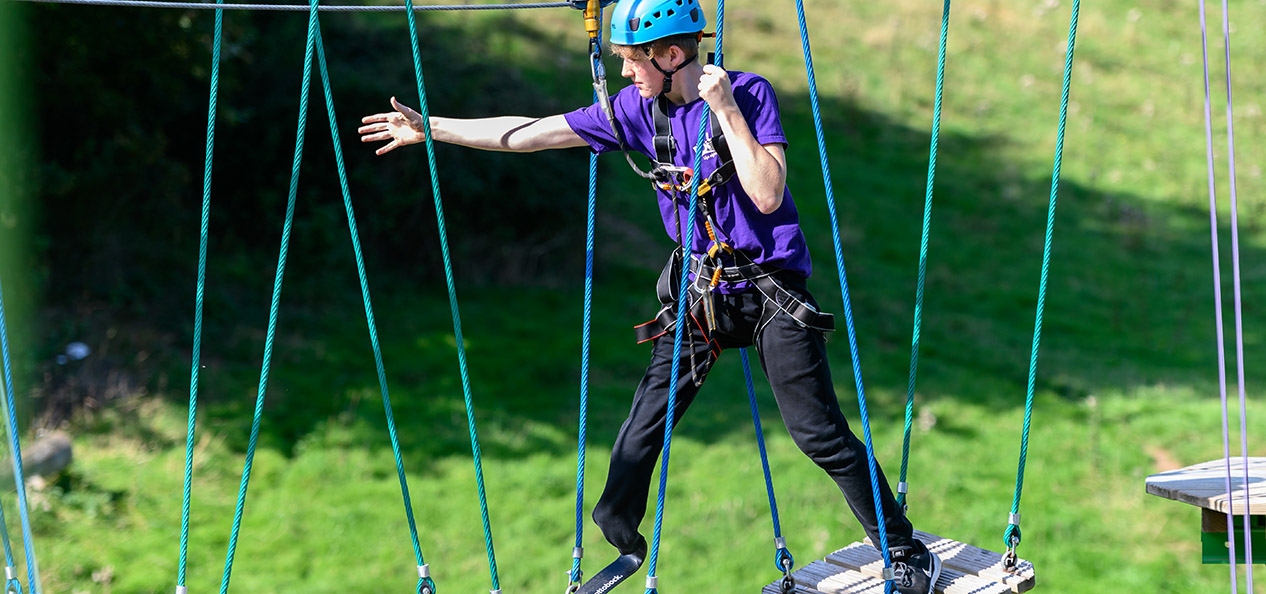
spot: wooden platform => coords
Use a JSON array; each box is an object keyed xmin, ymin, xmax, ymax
[
  {"xmin": 762, "ymin": 531, "xmax": 1036, "ymax": 594},
  {"xmin": 1145, "ymin": 457, "xmax": 1266, "ymax": 563},
  {"xmin": 1145, "ymin": 457, "xmax": 1266, "ymax": 515}
]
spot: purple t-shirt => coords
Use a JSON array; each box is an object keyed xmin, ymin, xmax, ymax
[{"xmin": 564, "ymin": 71, "xmax": 812, "ymax": 283}]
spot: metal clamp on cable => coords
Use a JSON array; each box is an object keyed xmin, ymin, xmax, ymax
[
  {"xmin": 417, "ymin": 565, "xmax": 437, "ymax": 594},
  {"xmin": 774, "ymin": 537, "xmax": 796, "ymax": 594},
  {"xmin": 175, "ymin": 586, "xmax": 187, "ymax": 594},
  {"xmin": 645, "ymin": 575, "xmax": 659, "ymax": 591}
]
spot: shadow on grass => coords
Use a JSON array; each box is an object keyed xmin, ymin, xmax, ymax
[{"xmin": 19, "ymin": 4, "xmax": 1262, "ymax": 480}]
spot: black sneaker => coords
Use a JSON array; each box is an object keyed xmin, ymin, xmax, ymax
[{"xmin": 892, "ymin": 549, "xmax": 941, "ymax": 594}]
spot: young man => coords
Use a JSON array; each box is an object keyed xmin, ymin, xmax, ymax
[{"xmin": 359, "ymin": 1, "xmax": 941, "ymax": 592}]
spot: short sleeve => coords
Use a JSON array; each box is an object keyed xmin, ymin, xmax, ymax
[{"xmin": 735, "ymin": 75, "xmax": 788, "ymax": 148}]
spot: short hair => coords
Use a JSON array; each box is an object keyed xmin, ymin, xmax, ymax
[{"xmin": 610, "ymin": 33, "xmax": 701, "ymax": 62}]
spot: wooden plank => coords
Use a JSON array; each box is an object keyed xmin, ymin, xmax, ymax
[
  {"xmin": 862, "ymin": 531, "xmax": 1036, "ymax": 592},
  {"xmin": 827, "ymin": 542, "xmax": 1013, "ymax": 594},
  {"xmin": 1145, "ymin": 458, "xmax": 1266, "ymax": 515}
]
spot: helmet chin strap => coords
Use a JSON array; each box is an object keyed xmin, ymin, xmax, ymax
[{"xmin": 643, "ymin": 46, "xmax": 698, "ymax": 97}]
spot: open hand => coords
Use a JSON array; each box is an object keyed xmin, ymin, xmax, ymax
[{"xmin": 359, "ymin": 97, "xmax": 427, "ymax": 155}]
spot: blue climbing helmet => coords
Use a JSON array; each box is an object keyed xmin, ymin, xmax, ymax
[{"xmin": 610, "ymin": 0, "xmax": 705, "ymax": 46}]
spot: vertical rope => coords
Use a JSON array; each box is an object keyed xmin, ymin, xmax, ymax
[
  {"xmin": 1003, "ymin": 0, "xmax": 1081, "ymax": 553},
  {"xmin": 644, "ymin": 4, "xmax": 725, "ymax": 592},
  {"xmin": 178, "ymin": 1, "xmax": 223, "ymax": 590},
  {"xmin": 1217, "ymin": 0, "xmax": 1255, "ymax": 582},
  {"xmin": 791, "ymin": 2, "xmax": 892, "ymax": 590},
  {"xmin": 0, "ymin": 500, "xmax": 21, "ymax": 594},
  {"xmin": 897, "ymin": 0, "xmax": 950, "ymax": 512},
  {"xmin": 401, "ymin": 0, "xmax": 501, "ymax": 590},
  {"xmin": 1197, "ymin": 1, "xmax": 1240, "ymax": 587},
  {"xmin": 740, "ymin": 349, "xmax": 791, "ymax": 573},
  {"xmin": 0, "ymin": 278, "xmax": 37, "ymax": 594},
  {"xmin": 312, "ymin": 23, "xmax": 433, "ymax": 591},
  {"xmin": 571, "ymin": 67, "xmax": 601, "ymax": 589},
  {"xmin": 217, "ymin": 1, "xmax": 317, "ymax": 590}
]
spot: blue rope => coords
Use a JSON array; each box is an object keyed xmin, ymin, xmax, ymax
[
  {"xmin": 1004, "ymin": 0, "xmax": 1081, "ymax": 553},
  {"xmin": 0, "ymin": 503, "xmax": 22, "ymax": 594},
  {"xmin": 178, "ymin": 0, "xmax": 222, "ymax": 589},
  {"xmin": 0, "ymin": 497, "xmax": 21, "ymax": 594},
  {"xmin": 401, "ymin": 0, "xmax": 501, "ymax": 589},
  {"xmin": 217, "ymin": 0, "xmax": 316, "ymax": 590},
  {"xmin": 740, "ymin": 349, "xmax": 792, "ymax": 574},
  {"xmin": 312, "ymin": 23, "xmax": 434, "ymax": 592},
  {"xmin": 570, "ymin": 141, "xmax": 596, "ymax": 587},
  {"xmin": 791, "ymin": 2, "xmax": 893, "ymax": 590},
  {"xmin": 570, "ymin": 25, "xmax": 602, "ymax": 585},
  {"xmin": 644, "ymin": 4, "xmax": 725, "ymax": 591},
  {"xmin": 0, "ymin": 278, "xmax": 36, "ymax": 593},
  {"xmin": 897, "ymin": 0, "xmax": 950, "ymax": 512}
]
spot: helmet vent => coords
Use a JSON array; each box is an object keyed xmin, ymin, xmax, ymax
[
  {"xmin": 689, "ymin": 7, "xmax": 698, "ymax": 21},
  {"xmin": 627, "ymin": 17, "xmax": 640, "ymax": 31}
]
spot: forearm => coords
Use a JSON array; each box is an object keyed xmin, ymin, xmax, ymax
[
  {"xmin": 713, "ymin": 106, "xmax": 786, "ymax": 214},
  {"xmin": 430, "ymin": 115, "xmax": 586, "ymax": 153}
]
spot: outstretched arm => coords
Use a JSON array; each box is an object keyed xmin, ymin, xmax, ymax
[{"xmin": 359, "ymin": 97, "xmax": 589, "ymax": 155}]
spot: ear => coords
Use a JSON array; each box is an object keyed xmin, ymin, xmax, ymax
[{"xmin": 668, "ymin": 44, "xmax": 686, "ymax": 68}]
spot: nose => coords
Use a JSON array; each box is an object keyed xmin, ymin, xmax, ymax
[{"xmin": 621, "ymin": 58, "xmax": 634, "ymax": 79}]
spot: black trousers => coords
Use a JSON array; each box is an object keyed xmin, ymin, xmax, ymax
[{"xmin": 592, "ymin": 274, "xmax": 920, "ymax": 556}]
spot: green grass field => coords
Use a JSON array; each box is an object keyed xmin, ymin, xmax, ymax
[{"xmin": 5, "ymin": 0, "xmax": 1266, "ymax": 592}]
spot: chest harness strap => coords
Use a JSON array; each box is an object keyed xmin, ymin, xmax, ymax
[{"xmin": 634, "ymin": 94, "xmax": 835, "ymax": 346}]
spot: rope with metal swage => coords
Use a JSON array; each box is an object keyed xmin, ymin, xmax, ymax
[
  {"xmin": 792, "ymin": 1, "xmax": 895, "ymax": 590},
  {"xmin": 1004, "ymin": 0, "xmax": 1082, "ymax": 564},
  {"xmin": 312, "ymin": 20, "xmax": 437, "ymax": 594},
  {"xmin": 401, "ymin": 0, "xmax": 502, "ymax": 590},
  {"xmin": 567, "ymin": 2, "xmax": 613, "ymax": 590},
  {"xmin": 896, "ymin": 0, "xmax": 951, "ymax": 513},
  {"xmin": 741, "ymin": 349, "xmax": 795, "ymax": 591},
  {"xmin": 0, "ymin": 278, "xmax": 39, "ymax": 594}
]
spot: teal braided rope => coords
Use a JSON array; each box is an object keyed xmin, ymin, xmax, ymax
[
  {"xmin": 571, "ymin": 85, "xmax": 600, "ymax": 589},
  {"xmin": 792, "ymin": 3, "xmax": 893, "ymax": 590},
  {"xmin": 1004, "ymin": 0, "xmax": 1080, "ymax": 552},
  {"xmin": 217, "ymin": 1, "xmax": 316, "ymax": 591},
  {"xmin": 644, "ymin": 4, "xmax": 725, "ymax": 592},
  {"xmin": 312, "ymin": 25, "xmax": 433, "ymax": 591},
  {"xmin": 178, "ymin": 0, "xmax": 222, "ymax": 588},
  {"xmin": 0, "ymin": 278, "xmax": 36, "ymax": 594},
  {"xmin": 401, "ymin": 1, "xmax": 500, "ymax": 590},
  {"xmin": 897, "ymin": 0, "xmax": 951, "ymax": 512}
]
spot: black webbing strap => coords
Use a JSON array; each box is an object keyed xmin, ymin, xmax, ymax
[
  {"xmin": 651, "ymin": 95, "xmax": 736, "ymax": 198},
  {"xmin": 633, "ymin": 250, "xmax": 836, "ymax": 344},
  {"xmin": 689, "ymin": 257, "xmax": 835, "ymax": 332}
]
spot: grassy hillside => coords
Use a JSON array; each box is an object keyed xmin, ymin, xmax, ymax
[{"xmin": 5, "ymin": 0, "xmax": 1266, "ymax": 593}]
